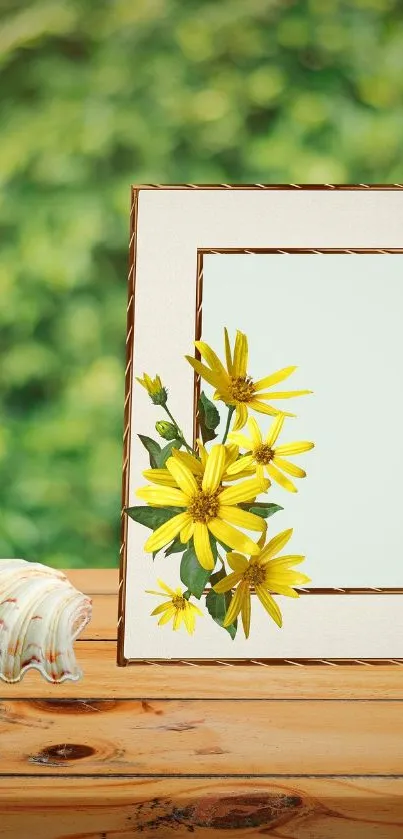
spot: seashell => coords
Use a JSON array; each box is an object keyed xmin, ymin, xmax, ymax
[{"xmin": 0, "ymin": 559, "xmax": 92, "ymax": 683}]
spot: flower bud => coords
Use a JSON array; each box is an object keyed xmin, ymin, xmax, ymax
[
  {"xmin": 155, "ymin": 420, "xmax": 179, "ymax": 440},
  {"xmin": 136, "ymin": 373, "xmax": 168, "ymax": 405}
]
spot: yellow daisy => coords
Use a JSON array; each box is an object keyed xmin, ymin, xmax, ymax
[
  {"xmin": 185, "ymin": 328, "xmax": 311, "ymax": 431},
  {"xmin": 228, "ymin": 414, "xmax": 314, "ymax": 493},
  {"xmin": 136, "ymin": 444, "xmax": 270, "ymax": 571},
  {"xmin": 142, "ymin": 440, "xmax": 256, "ymax": 488},
  {"xmin": 213, "ymin": 528, "xmax": 310, "ymax": 638},
  {"xmin": 146, "ymin": 579, "xmax": 203, "ymax": 634}
]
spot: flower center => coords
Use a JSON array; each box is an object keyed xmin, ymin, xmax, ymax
[
  {"xmin": 172, "ymin": 595, "xmax": 187, "ymax": 611},
  {"xmin": 188, "ymin": 488, "xmax": 220, "ymax": 523},
  {"xmin": 229, "ymin": 375, "xmax": 255, "ymax": 403},
  {"xmin": 254, "ymin": 443, "xmax": 274, "ymax": 465},
  {"xmin": 243, "ymin": 562, "xmax": 266, "ymax": 587}
]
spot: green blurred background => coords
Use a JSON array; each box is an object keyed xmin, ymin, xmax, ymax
[{"xmin": 1, "ymin": 0, "xmax": 402, "ymax": 568}]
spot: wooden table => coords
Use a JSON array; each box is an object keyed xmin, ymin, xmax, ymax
[{"xmin": 1, "ymin": 569, "xmax": 402, "ymax": 838}]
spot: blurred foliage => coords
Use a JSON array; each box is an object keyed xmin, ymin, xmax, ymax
[{"xmin": 0, "ymin": 0, "xmax": 402, "ymax": 567}]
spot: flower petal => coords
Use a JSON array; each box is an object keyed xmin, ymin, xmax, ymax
[
  {"xmin": 208, "ymin": 518, "xmax": 261, "ymax": 555},
  {"xmin": 202, "ymin": 444, "xmax": 227, "ymax": 492},
  {"xmin": 265, "ymin": 583, "xmax": 300, "ymax": 598},
  {"xmin": 185, "ymin": 356, "xmax": 222, "ymax": 388},
  {"xmin": 247, "ymin": 416, "xmax": 262, "ymax": 448},
  {"xmin": 151, "ymin": 601, "xmax": 173, "ymax": 616},
  {"xmin": 224, "ymin": 443, "xmax": 239, "ymax": 467},
  {"xmin": 142, "ymin": 469, "xmax": 178, "ymax": 486},
  {"xmin": 180, "ymin": 519, "xmax": 195, "ymax": 543},
  {"xmin": 227, "ymin": 552, "xmax": 248, "ymax": 572},
  {"xmin": 196, "ymin": 439, "xmax": 208, "ymax": 468},
  {"xmin": 230, "ymin": 469, "xmax": 259, "ymax": 481},
  {"xmin": 265, "ymin": 413, "xmax": 286, "ymax": 448},
  {"xmin": 158, "ymin": 607, "xmax": 175, "ymax": 625},
  {"xmin": 255, "ymin": 586, "xmax": 283, "ymax": 626},
  {"xmin": 259, "ymin": 390, "xmax": 312, "ymax": 399},
  {"xmin": 194, "ymin": 340, "xmax": 228, "ymax": 379},
  {"xmin": 136, "ymin": 486, "xmax": 188, "ymax": 506},
  {"xmin": 219, "ymin": 505, "xmax": 266, "ymax": 533},
  {"xmin": 223, "ymin": 581, "xmax": 248, "ymax": 626},
  {"xmin": 183, "ymin": 607, "xmax": 195, "ymax": 634},
  {"xmin": 232, "ymin": 330, "xmax": 248, "ymax": 378},
  {"xmin": 249, "ymin": 399, "xmax": 287, "ymax": 417},
  {"xmin": 233, "ymin": 402, "xmax": 248, "ymax": 430},
  {"xmin": 173, "ymin": 609, "xmax": 184, "ymax": 630},
  {"xmin": 224, "ymin": 327, "xmax": 233, "ymax": 374},
  {"xmin": 145, "ymin": 513, "xmax": 192, "ymax": 551},
  {"xmin": 219, "ymin": 477, "xmax": 269, "ymax": 505},
  {"xmin": 267, "ymin": 463, "xmax": 297, "ymax": 493},
  {"xmin": 256, "ymin": 529, "xmax": 267, "ymax": 550},
  {"xmin": 224, "ymin": 454, "xmax": 255, "ymax": 476},
  {"xmin": 259, "ymin": 528, "xmax": 294, "ymax": 563},
  {"xmin": 275, "ymin": 441, "xmax": 315, "ymax": 456},
  {"xmin": 194, "ymin": 522, "xmax": 216, "ymax": 570},
  {"xmin": 254, "ymin": 366, "xmax": 297, "ymax": 391},
  {"xmin": 272, "ymin": 456, "xmax": 306, "ymax": 478},
  {"xmin": 268, "ymin": 570, "xmax": 311, "ymax": 586},
  {"xmin": 172, "ymin": 449, "xmax": 204, "ymax": 475},
  {"xmin": 156, "ymin": 578, "xmax": 176, "ymax": 595},
  {"xmin": 228, "ymin": 431, "xmax": 253, "ymax": 449},
  {"xmin": 241, "ymin": 587, "xmax": 251, "ymax": 638},
  {"xmin": 256, "ymin": 463, "xmax": 267, "ymax": 489},
  {"xmin": 166, "ymin": 456, "xmax": 198, "ymax": 496},
  {"xmin": 213, "ymin": 571, "xmax": 243, "ymax": 593},
  {"xmin": 267, "ymin": 554, "xmax": 306, "ymax": 569}
]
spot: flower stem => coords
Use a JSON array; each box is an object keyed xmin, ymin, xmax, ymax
[
  {"xmin": 221, "ymin": 405, "xmax": 235, "ymax": 445},
  {"xmin": 163, "ymin": 405, "xmax": 193, "ymax": 454}
]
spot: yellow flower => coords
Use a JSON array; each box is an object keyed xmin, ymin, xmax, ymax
[
  {"xmin": 185, "ymin": 328, "xmax": 311, "ymax": 431},
  {"xmin": 136, "ymin": 373, "xmax": 167, "ymax": 405},
  {"xmin": 136, "ymin": 443, "xmax": 270, "ymax": 571},
  {"xmin": 142, "ymin": 440, "xmax": 256, "ymax": 487},
  {"xmin": 146, "ymin": 579, "xmax": 203, "ymax": 634},
  {"xmin": 229, "ymin": 414, "xmax": 314, "ymax": 493},
  {"xmin": 213, "ymin": 528, "xmax": 310, "ymax": 638}
]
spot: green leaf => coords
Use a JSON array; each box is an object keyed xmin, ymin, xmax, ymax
[
  {"xmin": 138, "ymin": 434, "xmax": 162, "ymax": 468},
  {"xmin": 125, "ymin": 505, "xmax": 184, "ymax": 530},
  {"xmin": 239, "ymin": 501, "xmax": 283, "ymax": 519},
  {"xmin": 158, "ymin": 438, "xmax": 182, "ymax": 467},
  {"xmin": 205, "ymin": 583, "xmax": 237, "ymax": 640},
  {"xmin": 198, "ymin": 391, "xmax": 220, "ymax": 443},
  {"xmin": 164, "ymin": 536, "xmax": 185, "ymax": 556},
  {"xmin": 180, "ymin": 542, "xmax": 213, "ymax": 599}
]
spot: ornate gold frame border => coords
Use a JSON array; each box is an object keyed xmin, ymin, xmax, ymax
[{"xmin": 117, "ymin": 184, "xmax": 403, "ymax": 667}]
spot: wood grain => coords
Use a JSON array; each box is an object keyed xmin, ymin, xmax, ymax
[
  {"xmin": 0, "ymin": 776, "xmax": 403, "ymax": 838},
  {"xmin": 5, "ymin": 640, "xmax": 403, "ymax": 699},
  {"xmin": 66, "ymin": 568, "xmax": 118, "ymax": 594},
  {"xmin": 1, "ymin": 569, "xmax": 402, "ymax": 839},
  {"xmin": 80, "ymin": 596, "xmax": 116, "ymax": 640},
  {"xmin": 1, "ymin": 698, "xmax": 402, "ymax": 775}
]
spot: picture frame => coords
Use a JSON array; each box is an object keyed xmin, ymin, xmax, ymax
[{"xmin": 118, "ymin": 184, "xmax": 403, "ymax": 668}]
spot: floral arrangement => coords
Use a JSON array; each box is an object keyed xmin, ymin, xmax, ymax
[{"xmin": 126, "ymin": 328, "xmax": 314, "ymax": 640}]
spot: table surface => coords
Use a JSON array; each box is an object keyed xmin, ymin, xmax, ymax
[{"xmin": 1, "ymin": 569, "xmax": 403, "ymax": 838}]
